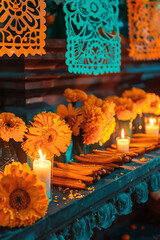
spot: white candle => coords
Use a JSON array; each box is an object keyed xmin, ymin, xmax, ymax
[
  {"xmin": 145, "ymin": 118, "xmax": 159, "ymax": 136},
  {"xmin": 33, "ymin": 149, "xmax": 51, "ymax": 199},
  {"xmin": 116, "ymin": 129, "xmax": 130, "ymax": 153}
]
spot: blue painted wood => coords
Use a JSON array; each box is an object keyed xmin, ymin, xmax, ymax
[{"xmin": 0, "ymin": 150, "xmax": 160, "ymax": 240}]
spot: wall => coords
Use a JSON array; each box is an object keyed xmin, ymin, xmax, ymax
[{"xmin": 0, "ymin": 39, "xmax": 160, "ymax": 120}]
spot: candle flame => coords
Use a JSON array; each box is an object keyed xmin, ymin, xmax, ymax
[
  {"xmin": 121, "ymin": 128, "xmax": 125, "ymax": 139},
  {"xmin": 149, "ymin": 118, "xmax": 156, "ymax": 126},
  {"xmin": 38, "ymin": 148, "xmax": 46, "ymax": 161}
]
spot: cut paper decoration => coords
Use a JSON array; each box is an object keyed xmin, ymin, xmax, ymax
[
  {"xmin": 0, "ymin": 0, "xmax": 46, "ymax": 57},
  {"xmin": 127, "ymin": 0, "xmax": 160, "ymax": 60},
  {"xmin": 63, "ymin": 0, "xmax": 121, "ymax": 75}
]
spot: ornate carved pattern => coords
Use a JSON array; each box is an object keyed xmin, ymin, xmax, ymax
[
  {"xmin": 63, "ymin": 0, "xmax": 121, "ymax": 75},
  {"xmin": 0, "ymin": 0, "xmax": 46, "ymax": 57},
  {"xmin": 134, "ymin": 182, "xmax": 148, "ymax": 204},
  {"xmin": 72, "ymin": 216, "xmax": 93, "ymax": 240},
  {"xmin": 149, "ymin": 172, "xmax": 160, "ymax": 192},
  {"xmin": 96, "ymin": 202, "xmax": 115, "ymax": 229},
  {"xmin": 127, "ymin": 0, "xmax": 160, "ymax": 60},
  {"xmin": 47, "ymin": 172, "xmax": 160, "ymax": 240},
  {"xmin": 115, "ymin": 193, "xmax": 133, "ymax": 216}
]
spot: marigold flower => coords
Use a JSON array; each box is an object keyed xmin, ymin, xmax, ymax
[
  {"xmin": 0, "ymin": 162, "xmax": 48, "ymax": 228},
  {"xmin": 101, "ymin": 101, "xmax": 116, "ymax": 120},
  {"xmin": 22, "ymin": 112, "xmax": 72, "ymax": 159},
  {"xmin": 56, "ymin": 103, "xmax": 83, "ymax": 136},
  {"xmin": 145, "ymin": 93, "xmax": 160, "ymax": 115},
  {"xmin": 122, "ymin": 88, "xmax": 149, "ymax": 114},
  {"xmin": 106, "ymin": 97, "xmax": 137, "ymax": 121},
  {"xmin": 82, "ymin": 94, "xmax": 103, "ymax": 108},
  {"xmin": 81, "ymin": 105, "xmax": 115, "ymax": 146},
  {"xmin": 105, "ymin": 96, "xmax": 120, "ymax": 104},
  {"xmin": 0, "ymin": 112, "xmax": 26, "ymax": 142},
  {"xmin": 64, "ymin": 88, "xmax": 88, "ymax": 102}
]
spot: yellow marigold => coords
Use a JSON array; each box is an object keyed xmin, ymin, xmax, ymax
[
  {"xmin": 0, "ymin": 162, "xmax": 48, "ymax": 228},
  {"xmin": 122, "ymin": 88, "xmax": 149, "ymax": 114},
  {"xmin": 122, "ymin": 88, "xmax": 147, "ymax": 102},
  {"xmin": 146, "ymin": 93, "xmax": 160, "ymax": 115},
  {"xmin": 82, "ymin": 94, "xmax": 103, "ymax": 108},
  {"xmin": 81, "ymin": 105, "xmax": 115, "ymax": 146},
  {"xmin": 56, "ymin": 103, "xmax": 83, "ymax": 136},
  {"xmin": 0, "ymin": 112, "xmax": 26, "ymax": 142},
  {"xmin": 105, "ymin": 96, "xmax": 120, "ymax": 104},
  {"xmin": 64, "ymin": 88, "xmax": 88, "ymax": 102},
  {"xmin": 105, "ymin": 96, "xmax": 137, "ymax": 120},
  {"xmin": 100, "ymin": 101, "xmax": 116, "ymax": 145},
  {"xmin": 114, "ymin": 97, "xmax": 137, "ymax": 120},
  {"xmin": 22, "ymin": 112, "xmax": 72, "ymax": 159},
  {"xmin": 101, "ymin": 101, "xmax": 115, "ymax": 120}
]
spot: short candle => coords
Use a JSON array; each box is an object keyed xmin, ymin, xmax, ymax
[
  {"xmin": 116, "ymin": 128, "xmax": 130, "ymax": 153},
  {"xmin": 145, "ymin": 118, "xmax": 159, "ymax": 136},
  {"xmin": 33, "ymin": 149, "xmax": 51, "ymax": 199}
]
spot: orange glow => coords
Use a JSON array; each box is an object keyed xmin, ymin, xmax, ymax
[
  {"xmin": 121, "ymin": 128, "xmax": 125, "ymax": 139},
  {"xmin": 149, "ymin": 118, "xmax": 156, "ymax": 126},
  {"xmin": 38, "ymin": 148, "xmax": 46, "ymax": 161},
  {"xmin": 127, "ymin": 0, "xmax": 160, "ymax": 60}
]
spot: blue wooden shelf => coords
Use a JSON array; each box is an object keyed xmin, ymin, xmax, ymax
[{"xmin": 0, "ymin": 150, "xmax": 160, "ymax": 240}]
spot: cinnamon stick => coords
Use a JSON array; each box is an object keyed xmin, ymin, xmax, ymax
[
  {"xmin": 52, "ymin": 167, "xmax": 94, "ymax": 184},
  {"xmin": 92, "ymin": 149, "xmax": 125, "ymax": 157},
  {"xmin": 74, "ymin": 155, "xmax": 122, "ymax": 164},
  {"xmin": 146, "ymin": 145, "xmax": 156, "ymax": 152},
  {"xmin": 104, "ymin": 163, "xmax": 121, "ymax": 168},
  {"xmin": 52, "ymin": 177, "xmax": 86, "ymax": 189},
  {"xmin": 70, "ymin": 162, "xmax": 115, "ymax": 171}
]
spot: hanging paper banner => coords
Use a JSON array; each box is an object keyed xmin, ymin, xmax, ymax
[
  {"xmin": 0, "ymin": 0, "xmax": 46, "ymax": 57},
  {"xmin": 127, "ymin": 0, "xmax": 160, "ymax": 60},
  {"xmin": 63, "ymin": 0, "xmax": 121, "ymax": 75}
]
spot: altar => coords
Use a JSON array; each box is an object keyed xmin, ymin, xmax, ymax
[
  {"xmin": 0, "ymin": 148, "xmax": 159, "ymax": 240},
  {"xmin": 0, "ymin": 0, "xmax": 160, "ymax": 238}
]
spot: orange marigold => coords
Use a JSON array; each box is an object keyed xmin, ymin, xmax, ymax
[
  {"xmin": 102, "ymin": 100, "xmax": 116, "ymax": 120},
  {"xmin": 56, "ymin": 103, "xmax": 83, "ymax": 136},
  {"xmin": 146, "ymin": 93, "xmax": 160, "ymax": 115},
  {"xmin": 0, "ymin": 112, "xmax": 26, "ymax": 142},
  {"xmin": 82, "ymin": 94, "xmax": 103, "ymax": 108},
  {"xmin": 122, "ymin": 88, "xmax": 149, "ymax": 115},
  {"xmin": 22, "ymin": 112, "xmax": 72, "ymax": 159},
  {"xmin": 105, "ymin": 96, "xmax": 120, "ymax": 104},
  {"xmin": 64, "ymin": 88, "xmax": 88, "ymax": 102},
  {"xmin": 81, "ymin": 105, "xmax": 115, "ymax": 146},
  {"xmin": 0, "ymin": 162, "xmax": 48, "ymax": 228},
  {"xmin": 106, "ymin": 97, "xmax": 137, "ymax": 121}
]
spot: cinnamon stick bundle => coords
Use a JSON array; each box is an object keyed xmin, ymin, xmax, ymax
[
  {"xmin": 129, "ymin": 143, "xmax": 157, "ymax": 148},
  {"xmin": 55, "ymin": 161, "xmax": 96, "ymax": 176},
  {"xmin": 52, "ymin": 167, "xmax": 93, "ymax": 184},
  {"xmin": 52, "ymin": 177, "xmax": 86, "ymax": 189},
  {"xmin": 133, "ymin": 133, "xmax": 159, "ymax": 139},
  {"xmin": 111, "ymin": 142, "xmax": 156, "ymax": 149}
]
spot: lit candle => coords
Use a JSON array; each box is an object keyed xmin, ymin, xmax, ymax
[
  {"xmin": 145, "ymin": 118, "xmax": 159, "ymax": 136},
  {"xmin": 116, "ymin": 128, "xmax": 130, "ymax": 153},
  {"xmin": 33, "ymin": 149, "xmax": 51, "ymax": 199}
]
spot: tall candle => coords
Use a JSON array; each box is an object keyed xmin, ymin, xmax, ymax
[
  {"xmin": 116, "ymin": 128, "xmax": 130, "ymax": 153},
  {"xmin": 33, "ymin": 149, "xmax": 51, "ymax": 199},
  {"xmin": 145, "ymin": 118, "xmax": 159, "ymax": 136}
]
